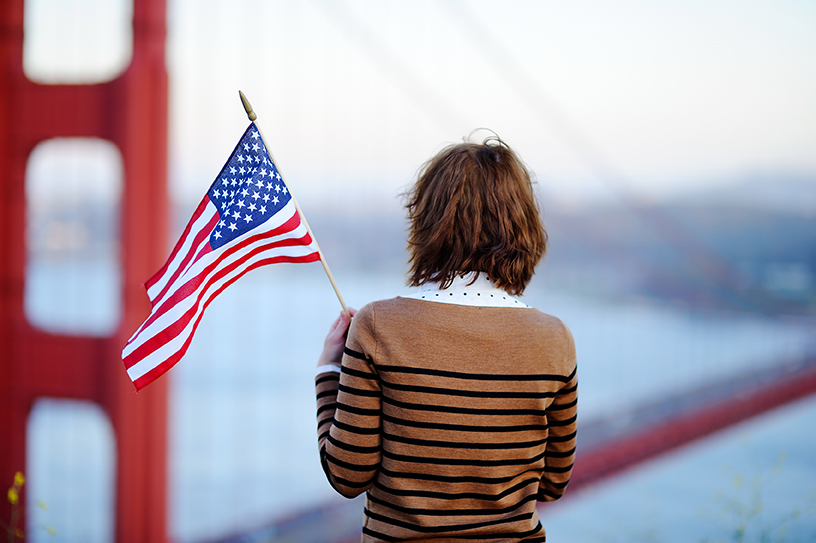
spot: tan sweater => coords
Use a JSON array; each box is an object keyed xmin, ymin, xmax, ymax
[{"xmin": 316, "ymin": 297, "xmax": 577, "ymax": 542}]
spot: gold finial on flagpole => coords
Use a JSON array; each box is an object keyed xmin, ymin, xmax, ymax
[
  {"xmin": 239, "ymin": 90, "xmax": 257, "ymax": 121},
  {"xmin": 236, "ymin": 91, "xmax": 349, "ymax": 316}
]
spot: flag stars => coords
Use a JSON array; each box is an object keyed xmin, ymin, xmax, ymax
[{"xmin": 208, "ymin": 131, "xmax": 292, "ymax": 247}]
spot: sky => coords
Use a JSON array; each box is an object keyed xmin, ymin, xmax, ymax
[{"xmin": 22, "ymin": 0, "xmax": 816, "ymax": 209}]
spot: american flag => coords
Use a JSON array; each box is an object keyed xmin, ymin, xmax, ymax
[{"xmin": 122, "ymin": 123, "xmax": 320, "ymax": 390}]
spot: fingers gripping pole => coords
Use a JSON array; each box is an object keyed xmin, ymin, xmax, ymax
[{"xmin": 238, "ymin": 91, "xmax": 349, "ymax": 316}]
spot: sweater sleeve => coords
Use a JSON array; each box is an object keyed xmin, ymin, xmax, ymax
[
  {"xmin": 538, "ymin": 323, "xmax": 578, "ymax": 502},
  {"xmin": 315, "ymin": 305, "xmax": 382, "ymax": 498}
]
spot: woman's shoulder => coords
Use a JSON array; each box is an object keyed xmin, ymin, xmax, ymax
[
  {"xmin": 524, "ymin": 307, "xmax": 572, "ymax": 330},
  {"xmin": 524, "ymin": 309, "xmax": 576, "ymax": 361},
  {"xmin": 357, "ymin": 296, "xmax": 571, "ymax": 334},
  {"xmin": 348, "ymin": 297, "xmax": 406, "ymax": 325}
]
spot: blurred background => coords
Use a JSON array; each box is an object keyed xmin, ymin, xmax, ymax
[{"xmin": 6, "ymin": 0, "xmax": 816, "ymax": 541}]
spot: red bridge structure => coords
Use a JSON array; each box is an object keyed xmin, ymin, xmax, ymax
[{"xmin": 0, "ymin": 0, "xmax": 169, "ymax": 541}]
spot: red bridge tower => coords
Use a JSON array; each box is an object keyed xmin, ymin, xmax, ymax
[{"xmin": 0, "ymin": 1, "xmax": 169, "ymax": 541}]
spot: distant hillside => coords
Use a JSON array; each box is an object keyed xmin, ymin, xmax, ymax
[
  {"xmin": 166, "ymin": 173, "xmax": 816, "ymax": 314},
  {"xmin": 542, "ymin": 173, "xmax": 816, "ymax": 314},
  {"xmin": 671, "ymin": 172, "xmax": 816, "ymax": 215}
]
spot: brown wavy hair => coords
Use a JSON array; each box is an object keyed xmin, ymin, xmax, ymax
[{"xmin": 405, "ymin": 136, "xmax": 546, "ymax": 296}]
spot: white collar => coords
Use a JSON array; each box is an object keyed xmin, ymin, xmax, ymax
[{"xmin": 403, "ymin": 272, "xmax": 530, "ymax": 308}]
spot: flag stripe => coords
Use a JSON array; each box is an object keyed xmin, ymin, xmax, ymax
[
  {"xmin": 126, "ymin": 243, "xmax": 319, "ymax": 383},
  {"xmin": 131, "ymin": 251, "xmax": 320, "ymax": 389},
  {"xmin": 128, "ymin": 242, "xmax": 318, "ymax": 378},
  {"xmin": 126, "ymin": 212, "xmax": 218, "ymax": 345},
  {"xmin": 145, "ymin": 198, "xmax": 218, "ymax": 304},
  {"xmin": 149, "ymin": 211, "xmax": 218, "ymax": 309},
  {"xmin": 123, "ymin": 201, "xmax": 306, "ymax": 361},
  {"xmin": 124, "ymin": 224, "xmax": 315, "ymax": 368},
  {"xmin": 153, "ymin": 202, "xmax": 301, "ymax": 318}
]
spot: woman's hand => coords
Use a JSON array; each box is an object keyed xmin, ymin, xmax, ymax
[{"xmin": 317, "ymin": 308, "xmax": 357, "ymax": 368}]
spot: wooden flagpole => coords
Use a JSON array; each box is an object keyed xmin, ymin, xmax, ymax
[{"xmin": 238, "ymin": 90, "xmax": 350, "ymax": 316}]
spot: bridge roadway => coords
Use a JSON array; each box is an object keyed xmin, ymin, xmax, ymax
[{"xmin": 205, "ymin": 353, "xmax": 816, "ymax": 543}]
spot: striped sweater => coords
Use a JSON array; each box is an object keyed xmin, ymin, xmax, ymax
[{"xmin": 316, "ymin": 297, "xmax": 577, "ymax": 542}]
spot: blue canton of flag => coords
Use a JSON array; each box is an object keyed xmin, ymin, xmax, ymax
[{"xmin": 208, "ymin": 125, "xmax": 291, "ymax": 249}]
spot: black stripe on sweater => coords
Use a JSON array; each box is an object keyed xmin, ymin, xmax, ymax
[
  {"xmin": 341, "ymin": 365, "xmax": 378, "ymax": 380},
  {"xmin": 335, "ymin": 403, "xmax": 380, "ymax": 417},
  {"xmin": 377, "ymin": 364, "xmax": 573, "ymax": 383},
  {"xmin": 378, "ymin": 466, "xmax": 521, "ymax": 485},
  {"xmin": 315, "ymin": 373, "xmax": 340, "ymax": 385},
  {"xmin": 383, "ymin": 395, "xmax": 548, "ymax": 417},
  {"xmin": 328, "ymin": 434, "xmax": 380, "ymax": 454},
  {"xmin": 363, "ymin": 507, "xmax": 534, "ymax": 533},
  {"xmin": 344, "ymin": 346, "xmax": 372, "ymax": 361},
  {"xmin": 338, "ymin": 383, "xmax": 381, "ymax": 398},
  {"xmin": 373, "ymin": 477, "xmax": 538, "ymax": 501},
  {"xmin": 547, "ymin": 431, "xmax": 577, "ymax": 443},
  {"xmin": 316, "ymin": 402, "xmax": 337, "ymax": 416},
  {"xmin": 548, "ymin": 415, "xmax": 577, "ymax": 427},
  {"xmin": 383, "ymin": 430, "xmax": 547, "ymax": 450},
  {"xmin": 548, "ymin": 398, "xmax": 577, "ymax": 411},
  {"xmin": 362, "ymin": 524, "xmax": 544, "ymax": 541},
  {"xmin": 382, "ymin": 412, "xmax": 547, "ymax": 433},
  {"xmin": 382, "ymin": 448, "xmax": 546, "ymax": 467},
  {"xmin": 324, "ymin": 451, "xmax": 379, "ymax": 472},
  {"xmin": 544, "ymin": 446, "xmax": 576, "ymax": 459},
  {"xmin": 331, "ymin": 419, "xmax": 380, "ymax": 435},
  {"xmin": 366, "ymin": 490, "xmax": 538, "ymax": 517},
  {"xmin": 381, "ymin": 381, "xmax": 558, "ymax": 399}
]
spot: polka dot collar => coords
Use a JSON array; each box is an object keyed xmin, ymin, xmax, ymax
[{"xmin": 404, "ymin": 272, "xmax": 530, "ymax": 308}]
